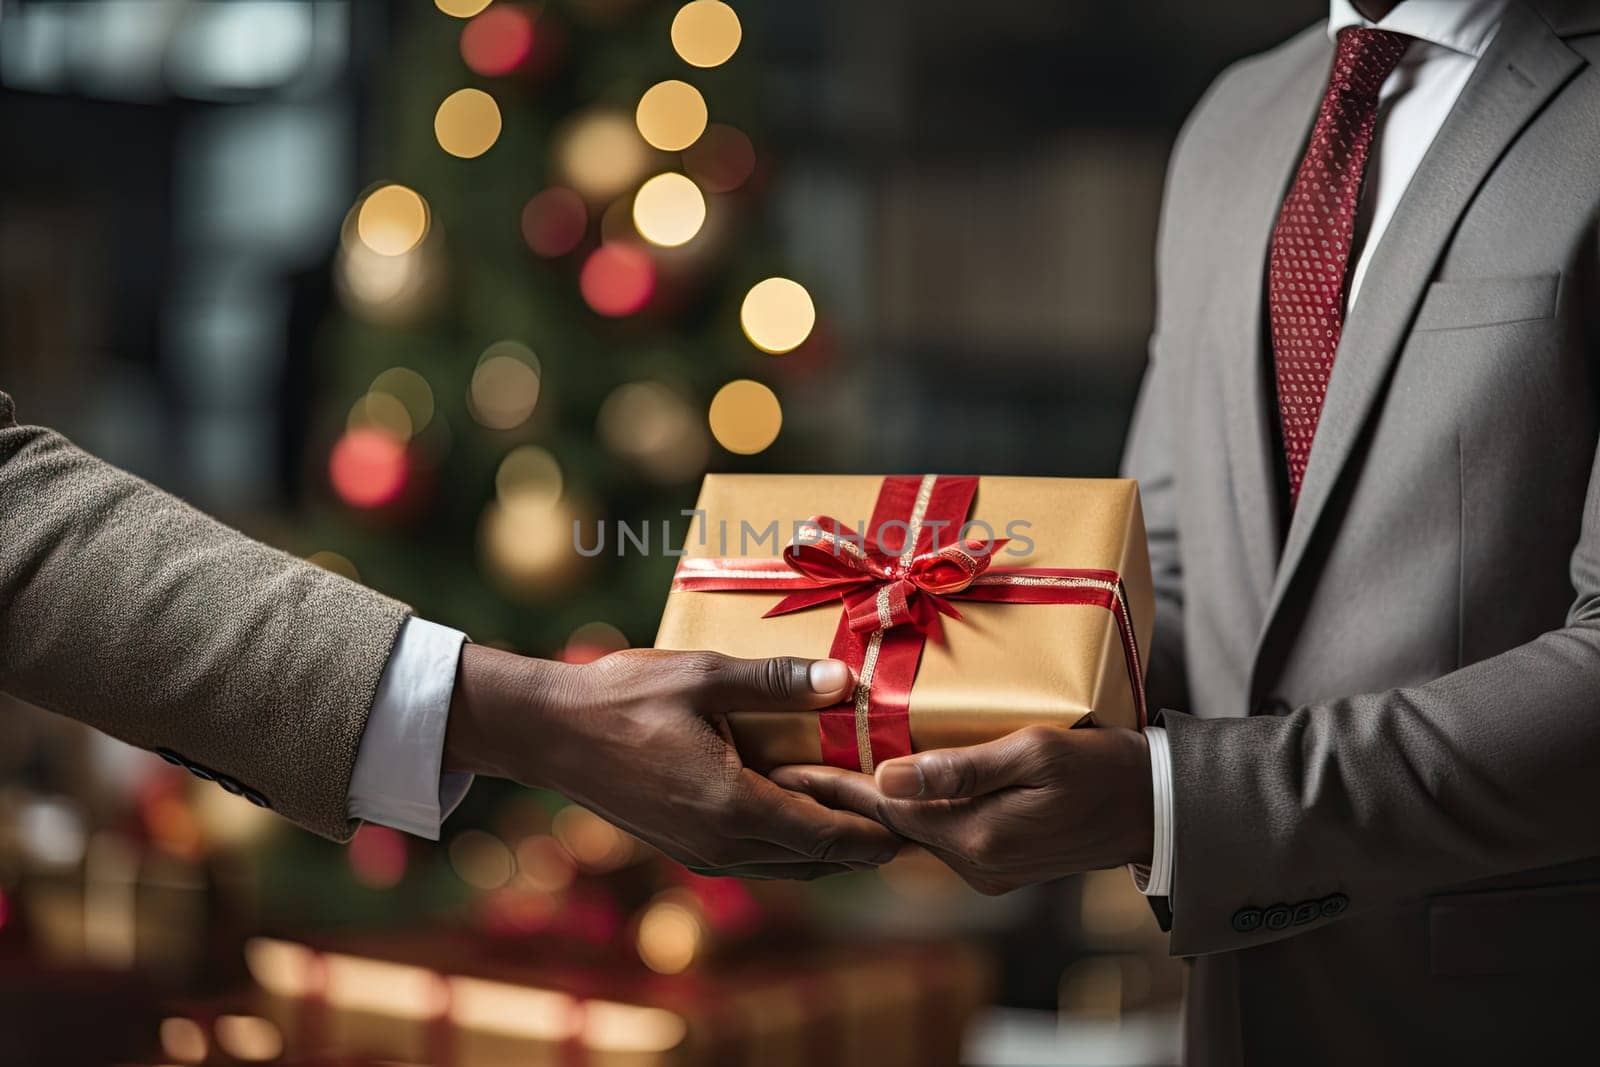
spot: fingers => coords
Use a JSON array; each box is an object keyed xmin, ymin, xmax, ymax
[
  {"xmin": 875, "ymin": 726, "xmax": 1063, "ymax": 799},
  {"xmin": 695, "ymin": 652, "xmax": 854, "ymax": 713},
  {"xmin": 731, "ymin": 770, "xmax": 902, "ymax": 865}
]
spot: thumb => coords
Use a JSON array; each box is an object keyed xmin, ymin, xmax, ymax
[
  {"xmin": 875, "ymin": 730, "xmax": 1046, "ymax": 800},
  {"xmin": 699, "ymin": 654, "xmax": 854, "ymax": 713}
]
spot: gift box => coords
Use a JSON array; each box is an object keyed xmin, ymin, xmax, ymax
[
  {"xmin": 656, "ymin": 474, "xmax": 1152, "ymax": 770},
  {"xmin": 239, "ymin": 930, "xmax": 992, "ymax": 1067}
]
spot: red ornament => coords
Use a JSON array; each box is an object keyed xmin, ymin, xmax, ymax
[
  {"xmin": 461, "ymin": 6, "xmax": 535, "ymax": 77},
  {"xmin": 579, "ymin": 243, "xmax": 656, "ymax": 317},
  {"xmin": 329, "ymin": 428, "xmax": 408, "ymax": 509},
  {"xmin": 521, "ymin": 187, "xmax": 588, "ymax": 258}
]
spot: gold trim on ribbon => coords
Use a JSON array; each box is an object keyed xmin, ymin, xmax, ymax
[{"xmin": 854, "ymin": 628, "xmax": 884, "ymax": 773}]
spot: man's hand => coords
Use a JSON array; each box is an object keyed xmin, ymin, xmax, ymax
[
  {"xmin": 770, "ymin": 725, "xmax": 1153, "ymax": 895},
  {"xmin": 443, "ymin": 645, "xmax": 901, "ymax": 879}
]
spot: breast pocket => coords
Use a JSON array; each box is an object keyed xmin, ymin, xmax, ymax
[{"xmin": 1411, "ymin": 273, "xmax": 1559, "ymax": 333}]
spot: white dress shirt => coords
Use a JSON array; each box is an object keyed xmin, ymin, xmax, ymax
[
  {"xmin": 347, "ymin": 617, "xmax": 472, "ymax": 839},
  {"xmin": 1133, "ymin": 0, "xmax": 1509, "ymax": 898}
]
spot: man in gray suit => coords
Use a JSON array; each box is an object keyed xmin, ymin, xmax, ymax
[{"xmin": 785, "ymin": 0, "xmax": 1600, "ymax": 1059}]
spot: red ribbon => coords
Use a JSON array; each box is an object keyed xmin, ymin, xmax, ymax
[{"xmin": 673, "ymin": 475, "xmax": 1146, "ymax": 772}]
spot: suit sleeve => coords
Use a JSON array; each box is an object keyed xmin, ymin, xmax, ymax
[
  {"xmin": 0, "ymin": 391, "xmax": 409, "ymax": 841},
  {"xmin": 1163, "ymin": 420, "xmax": 1600, "ymax": 954}
]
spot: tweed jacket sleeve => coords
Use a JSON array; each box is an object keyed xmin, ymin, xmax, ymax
[{"xmin": 0, "ymin": 390, "xmax": 409, "ymax": 841}]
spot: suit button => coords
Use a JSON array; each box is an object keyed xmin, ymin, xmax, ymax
[
  {"xmin": 1292, "ymin": 901, "xmax": 1320, "ymax": 925},
  {"xmin": 1263, "ymin": 904, "xmax": 1293, "ymax": 931},
  {"xmin": 1254, "ymin": 698, "xmax": 1291, "ymax": 717},
  {"xmin": 187, "ymin": 763, "xmax": 216, "ymax": 783},
  {"xmin": 155, "ymin": 748, "xmax": 184, "ymax": 766},
  {"xmin": 1231, "ymin": 907, "xmax": 1263, "ymax": 933},
  {"xmin": 1320, "ymin": 892, "xmax": 1349, "ymax": 918},
  {"xmin": 217, "ymin": 776, "xmax": 245, "ymax": 796},
  {"xmin": 243, "ymin": 789, "xmax": 270, "ymax": 809}
]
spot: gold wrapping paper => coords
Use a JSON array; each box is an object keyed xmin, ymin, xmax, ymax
[{"xmin": 654, "ymin": 475, "xmax": 1153, "ymax": 769}]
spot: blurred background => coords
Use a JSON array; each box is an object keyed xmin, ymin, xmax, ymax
[{"xmin": 0, "ymin": 0, "xmax": 1321, "ymax": 1063}]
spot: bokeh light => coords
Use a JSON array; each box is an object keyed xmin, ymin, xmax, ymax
[
  {"xmin": 436, "ymin": 0, "xmax": 492, "ymax": 16},
  {"xmin": 461, "ymin": 6, "xmax": 534, "ymax": 76},
  {"xmin": 670, "ymin": 1, "xmax": 741, "ymax": 68},
  {"xmin": 450, "ymin": 830, "xmax": 516, "ymax": 890},
  {"xmin": 371, "ymin": 367, "xmax": 436, "ymax": 433},
  {"xmin": 580, "ymin": 243, "xmax": 656, "ymax": 317},
  {"xmin": 160, "ymin": 1017, "xmax": 208, "ymax": 1064},
  {"xmin": 329, "ymin": 428, "xmax": 409, "ymax": 508},
  {"xmin": 515, "ymin": 835, "xmax": 578, "ymax": 893},
  {"xmin": 480, "ymin": 495, "xmax": 583, "ymax": 597},
  {"xmin": 740, "ymin": 277, "xmax": 816, "ymax": 354},
  {"xmin": 521, "ymin": 187, "xmax": 588, "ymax": 257},
  {"xmin": 306, "ymin": 550, "xmax": 360, "ymax": 582},
  {"xmin": 347, "ymin": 390, "xmax": 414, "ymax": 440},
  {"xmin": 597, "ymin": 380, "xmax": 709, "ymax": 482},
  {"xmin": 348, "ymin": 825, "xmax": 408, "ymax": 889},
  {"xmin": 635, "ymin": 79, "xmax": 707, "ymax": 152},
  {"xmin": 356, "ymin": 184, "xmax": 429, "ymax": 256},
  {"xmin": 632, "ymin": 173, "xmax": 705, "ymax": 248},
  {"xmin": 683, "ymin": 123, "xmax": 756, "ymax": 193},
  {"xmin": 562, "ymin": 620, "xmax": 630, "ymax": 664},
  {"xmin": 556, "ymin": 109, "xmax": 652, "ymax": 202},
  {"xmin": 468, "ymin": 341, "xmax": 542, "ymax": 430},
  {"xmin": 637, "ymin": 896, "xmax": 703, "ymax": 975},
  {"xmin": 435, "ymin": 88, "xmax": 502, "ymax": 158},
  {"xmin": 495, "ymin": 445, "xmax": 563, "ymax": 513},
  {"xmin": 214, "ymin": 1016, "xmax": 284, "ymax": 1063},
  {"xmin": 553, "ymin": 805, "xmax": 637, "ymax": 871},
  {"xmin": 708, "ymin": 379, "xmax": 782, "ymax": 455}
]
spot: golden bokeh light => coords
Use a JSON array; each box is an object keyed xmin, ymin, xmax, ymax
[
  {"xmin": 160, "ymin": 1017, "xmax": 208, "ymax": 1064},
  {"xmin": 435, "ymin": 88, "xmax": 502, "ymax": 158},
  {"xmin": 568, "ymin": 620, "xmax": 628, "ymax": 655},
  {"xmin": 347, "ymin": 390, "xmax": 414, "ymax": 440},
  {"xmin": 469, "ymin": 341, "xmax": 542, "ymax": 430},
  {"xmin": 514, "ymin": 835, "xmax": 578, "ymax": 894},
  {"xmin": 436, "ymin": 0, "xmax": 493, "ymax": 16},
  {"xmin": 636, "ymin": 898, "xmax": 703, "ymax": 975},
  {"xmin": 740, "ymin": 277, "xmax": 816, "ymax": 354},
  {"xmin": 449, "ymin": 978, "xmax": 579, "ymax": 1041},
  {"xmin": 583, "ymin": 1001, "xmax": 689, "ymax": 1054},
  {"xmin": 635, "ymin": 80, "xmax": 707, "ymax": 152},
  {"xmin": 553, "ymin": 805, "xmax": 637, "ymax": 871},
  {"xmin": 371, "ymin": 367, "xmax": 435, "ymax": 432},
  {"xmin": 556, "ymin": 110, "xmax": 653, "ymax": 202},
  {"xmin": 708, "ymin": 379, "xmax": 782, "ymax": 455},
  {"xmin": 449, "ymin": 830, "xmax": 516, "ymax": 890},
  {"xmin": 356, "ymin": 184, "xmax": 429, "ymax": 256},
  {"xmin": 480, "ymin": 495, "xmax": 582, "ymax": 598},
  {"xmin": 324, "ymin": 954, "xmax": 449, "ymax": 1020},
  {"xmin": 495, "ymin": 445, "xmax": 563, "ymax": 514},
  {"xmin": 306, "ymin": 550, "xmax": 360, "ymax": 582},
  {"xmin": 597, "ymin": 380, "xmax": 708, "ymax": 483},
  {"xmin": 244, "ymin": 938, "xmax": 316, "ymax": 998},
  {"xmin": 214, "ymin": 1016, "xmax": 284, "ymax": 1063},
  {"xmin": 671, "ymin": 1, "xmax": 742, "ymax": 68},
  {"xmin": 632, "ymin": 172, "xmax": 706, "ymax": 248}
]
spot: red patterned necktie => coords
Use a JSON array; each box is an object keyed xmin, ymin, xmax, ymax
[{"xmin": 1268, "ymin": 27, "xmax": 1410, "ymax": 503}]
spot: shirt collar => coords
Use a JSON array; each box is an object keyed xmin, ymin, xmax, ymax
[{"xmin": 1326, "ymin": 0, "xmax": 1508, "ymax": 57}]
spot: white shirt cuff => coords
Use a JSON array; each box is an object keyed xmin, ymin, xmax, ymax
[
  {"xmin": 348, "ymin": 616, "xmax": 471, "ymax": 840},
  {"xmin": 1128, "ymin": 726, "xmax": 1174, "ymax": 897}
]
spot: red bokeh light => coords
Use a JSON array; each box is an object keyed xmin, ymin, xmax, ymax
[
  {"xmin": 683, "ymin": 123, "xmax": 757, "ymax": 194},
  {"xmin": 579, "ymin": 243, "xmax": 656, "ymax": 317},
  {"xmin": 349, "ymin": 825, "xmax": 408, "ymax": 889},
  {"xmin": 0, "ymin": 888, "xmax": 9, "ymax": 933},
  {"xmin": 329, "ymin": 428, "xmax": 409, "ymax": 509},
  {"xmin": 461, "ymin": 6, "xmax": 535, "ymax": 77},
  {"xmin": 521, "ymin": 187, "xmax": 588, "ymax": 258}
]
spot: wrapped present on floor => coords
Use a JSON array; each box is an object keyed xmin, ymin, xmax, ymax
[
  {"xmin": 239, "ymin": 929, "xmax": 992, "ymax": 1067},
  {"xmin": 657, "ymin": 474, "xmax": 1153, "ymax": 771}
]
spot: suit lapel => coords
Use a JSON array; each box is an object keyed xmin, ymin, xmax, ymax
[
  {"xmin": 1257, "ymin": 2, "xmax": 1585, "ymax": 649},
  {"xmin": 1217, "ymin": 31, "xmax": 1331, "ymax": 603}
]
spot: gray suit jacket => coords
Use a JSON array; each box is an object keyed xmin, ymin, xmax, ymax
[
  {"xmin": 0, "ymin": 390, "xmax": 408, "ymax": 841},
  {"xmin": 1122, "ymin": 1, "xmax": 1600, "ymax": 1061}
]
